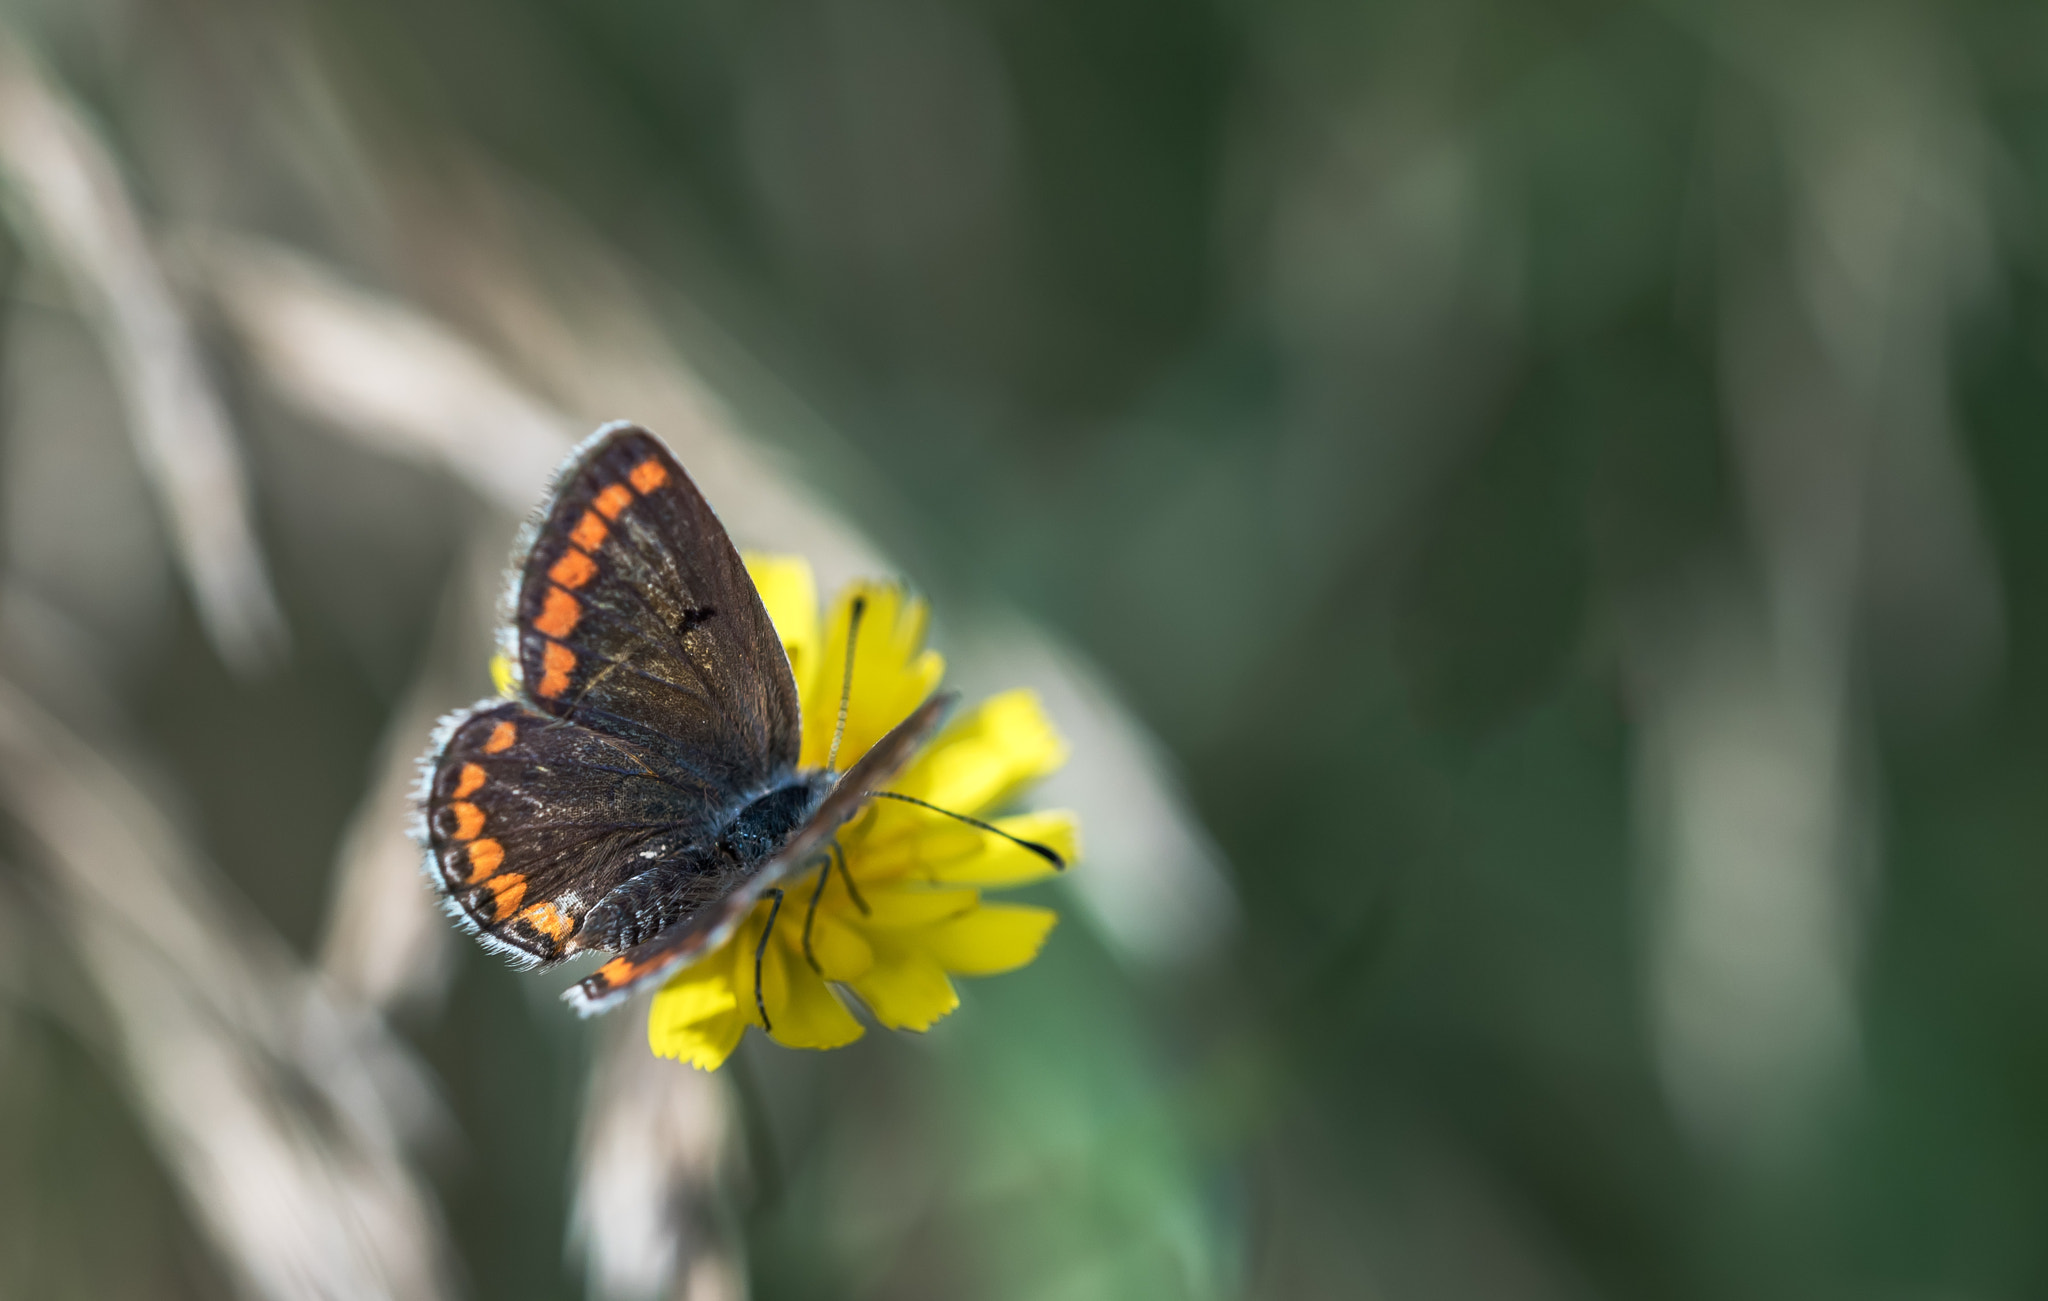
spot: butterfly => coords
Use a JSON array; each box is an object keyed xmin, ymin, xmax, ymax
[{"xmin": 417, "ymin": 422, "xmax": 1050, "ymax": 1018}]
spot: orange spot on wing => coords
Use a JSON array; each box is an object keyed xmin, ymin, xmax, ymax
[
  {"xmin": 595, "ymin": 956, "xmax": 640, "ymax": 986},
  {"xmin": 452, "ymin": 763, "xmax": 485, "ymax": 799},
  {"xmin": 629, "ymin": 458, "xmax": 669, "ymax": 493},
  {"xmin": 448, "ymin": 801, "xmax": 485, "ymax": 840},
  {"xmin": 534, "ymin": 586, "xmax": 582, "ymax": 638},
  {"xmin": 486, "ymin": 873, "xmax": 528, "ymax": 920},
  {"xmin": 593, "ymin": 483, "xmax": 634, "ymax": 520},
  {"xmin": 483, "ymin": 720, "xmax": 516, "ymax": 753},
  {"xmin": 518, "ymin": 900, "xmax": 574, "ymax": 943},
  {"xmin": 549, "ymin": 548, "xmax": 597, "ymax": 589},
  {"xmin": 538, "ymin": 640, "xmax": 576, "ymax": 698},
  {"xmin": 465, "ymin": 838, "xmax": 504, "ymax": 882},
  {"xmin": 570, "ymin": 510, "xmax": 608, "ymax": 551}
]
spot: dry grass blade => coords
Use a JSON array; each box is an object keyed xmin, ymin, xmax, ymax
[
  {"xmin": 320, "ymin": 683, "xmax": 457, "ymax": 1017},
  {"xmin": 0, "ymin": 36, "xmax": 286, "ymax": 674},
  {"xmin": 320, "ymin": 530, "xmax": 508, "ymax": 1016},
  {"xmin": 0, "ymin": 674, "xmax": 454, "ymax": 1301},
  {"xmin": 200, "ymin": 233, "xmax": 577, "ymax": 513}
]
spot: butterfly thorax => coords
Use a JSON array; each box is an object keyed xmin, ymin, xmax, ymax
[{"xmin": 719, "ymin": 771, "xmax": 834, "ymax": 865}]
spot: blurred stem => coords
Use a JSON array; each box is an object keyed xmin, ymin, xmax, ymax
[{"xmin": 724, "ymin": 1045, "xmax": 786, "ymax": 1219}]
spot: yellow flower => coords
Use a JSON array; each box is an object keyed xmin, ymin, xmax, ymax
[{"xmin": 646, "ymin": 555, "xmax": 1079, "ymax": 1070}]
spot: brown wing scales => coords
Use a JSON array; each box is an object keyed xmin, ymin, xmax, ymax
[
  {"xmin": 424, "ymin": 701, "xmax": 739, "ymax": 965},
  {"xmin": 513, "ymin": 426, "xmax": 800, "ymax": 783}
]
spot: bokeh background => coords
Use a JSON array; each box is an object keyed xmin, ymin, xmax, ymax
[{"xmin": 2, "ymin": 1, "xmax": 2047, "ymax": 1298}]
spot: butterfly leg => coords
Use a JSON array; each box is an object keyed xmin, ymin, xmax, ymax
[
  {"xmin": 800, "ymin": 859, "xmax": 831, "ymax": 974},
  {"xmin": 830, "ymin": 840, "xmax": 869, "ymax": 915},
  {"xmin": 755, "ymin": 888, "xmax": 785, "ymax": 1032},
  {"xmin": 795, "ymin": 843, "xmax": 865, "ymax": 978}
]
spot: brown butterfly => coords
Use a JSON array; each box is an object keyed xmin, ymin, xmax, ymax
[
  {"xmin": 421, "ymin": 428, "xmax": 1048, "ymax": 1016},
  {"xmin": 416, "ymin": 423, "xmax": 1056, "ymax": 1017}
]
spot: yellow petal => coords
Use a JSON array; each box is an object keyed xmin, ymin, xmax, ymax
[
  {"xmin": 648, "ymin": 946, "xmax": 747, "ymax": 1069},
  {"xmin": 489, "ymin": 653, "xmax": 517, "ymax": 698},
  {"xmin": 743, "ymin": 552, "xmax": 820, "ymax": 699},
  {"xmin": 647, "ymin": 916, "xmax": 757, "ymax": 1069},
  {"xmin": 853, "ymin": 886, "xmax": 981, "ymax": 929},
  {"xmin": 800, "ymin": 582, "xmax": 946, "ymax": 769},
  {"xmin": 758, "ymin": 933, "xmax": 865, "ymax": 1050},
  {"xmin": 887, "ymin": 690, "xmax": 1067, "ymax": 816},
  {"xmin": 851, "ymin": 947, "xmax": 959, "ymax": 1031},
  {"xmin": 648, "ymin": 963, "xmax": 740, "ymax": 1029},
  {"xmin": 651, "ymin": 1007, "xmax": 746, "ymax": 1071},
  {"xmin": 922, "ymin": 903, "xmax": 1058, "ymax": 975},
  {"xmin": 777, "ymin": 896, "xmax": 874, "ymax": 981}
]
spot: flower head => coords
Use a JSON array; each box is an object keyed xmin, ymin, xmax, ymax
[{"xmin": 646, "ymin": 555, "xmax": 1078, "ymax": 1069}]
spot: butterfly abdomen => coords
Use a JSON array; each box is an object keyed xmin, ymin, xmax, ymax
[{"xmin": 579, "ymin": 857, "xmax": 720, "ymax": 951}]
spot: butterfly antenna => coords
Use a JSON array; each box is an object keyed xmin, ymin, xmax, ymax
[
  {"xmin": 862, "ymin": 791, "xmax": 1066, "ymax": 869},
  {"xmin": 754, "ymin": 888, "xmax": 785, "ymax": 1031},
  {"xmin": 826, "ymin": 596, "xmax": 866, "ymax": 772}
]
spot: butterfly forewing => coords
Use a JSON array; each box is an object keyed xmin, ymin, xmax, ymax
[{"xmin": 514, "ymin": 425, "xmax": 800, "ymax": 782}]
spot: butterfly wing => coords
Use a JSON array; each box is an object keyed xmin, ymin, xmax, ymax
[
  {"xmin": 423, "ymin": 701, "xmax": 743, "ymax": 965},
  {"xmin": 512, "ymin": 423, "xmax": 800, "ymax": 783},
  {"xmin": 562, "ymin": 691, "xmax": 956, "ymax": 1015}
]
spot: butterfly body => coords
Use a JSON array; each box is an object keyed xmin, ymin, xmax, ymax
[{"xmin": 418, "ymin": 423, "xmax": 948, "ymax": 1015}]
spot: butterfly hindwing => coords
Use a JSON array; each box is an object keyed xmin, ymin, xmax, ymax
[
  {"xmin": 424, "ymin": 701, "xmax": 741, "ymax": 965},
  {"xmin": 514, "ymin": 424, "xmax": 801, "ymax": 785}
]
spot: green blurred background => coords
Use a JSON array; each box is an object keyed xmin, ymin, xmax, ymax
[{"xmin": 3, "ymin": 1, "xmax": 2048, "ymax": 1298}]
